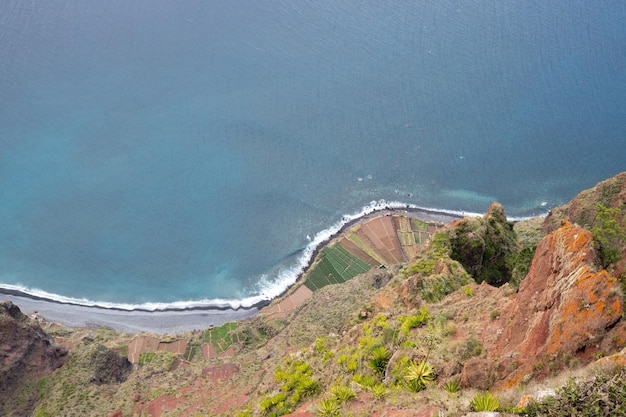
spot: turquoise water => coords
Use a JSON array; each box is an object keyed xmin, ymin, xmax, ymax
[{"xmin": 1, "ymin": 1, "xmax": 625, "ymax": 308}]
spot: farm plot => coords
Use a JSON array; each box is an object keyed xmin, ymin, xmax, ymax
[{"xmin": 305, "ymin": 244, "xmax": 371, "ymax": 291}]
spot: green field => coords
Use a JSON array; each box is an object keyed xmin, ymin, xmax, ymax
[
  {"xmin": 411, "ymin": 219, "xmax": 430, "ymax": 231},
  {"xmin": 305, "ymin": 243, "xmax": 371, "ymax": 291},
  {"xmin": 204, "ymin": 322, "xmax": 239, "ymax": 354}
]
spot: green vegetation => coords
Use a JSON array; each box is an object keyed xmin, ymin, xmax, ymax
[
  {"xmin": 592, "ymin": 203, "xmax": 626, "ymax": 268},
  {"xmin": 506, "ymin": 244, "xmax": 537, "ymax": 289},
  {"xmin": 305, "ymin": 244, "xmax": 371, "ymax": 291},
  {"xmin": 448, "ymin": 204, "xmax": 520, "ymax": 287},
  {"xmin": 402, "ymin": 232, "xmax": 472, "ymax": 302},
  {"xmin": 403, "ymin": 232, "xmax": 452, "ymax": 277},
  {"xmin": 367, "ymin": 345, "xmax": 391, "ymax": 375},
  {"xmin": 442, "ymin": 378, "xmax": 461, "ymax": 394},
  {"xmin": 404, "ymin": 360, "xmax": 435, "ymax": 392},
  {"xmin": 398, "ymin": 307, "xmax": 431, "ymax": 336},
  {"xmin": 204, "ymin": 321, "xmax": 239, "ymax": 354},
  {"xmin": 370, "ymin": 383, "xmax": 387, "ymax": 400},
  {"xmin": 138, "ymin": 352, "xmax": 154, "ymax": 366},
  {"xmin": 12, "ymin": 194, "xmax": 626, "ymax": 417},
  {"xmin": 525, "ymin": 367, "xmax": 626, "ymax": 416},
  {"xmin": 456, "ymin": 337, "xmax": 484, "ymax": 360},
  {"xmin": 258, "ymin": 358, "xmax": 320, "ymax": 416},
  {"xmin": 316, "ymin": 398, "xmax": 340, "ymax": 417},
  {"xmin": 470, "ymin": 392, "xmax": 500, "ymax": 412},
  {"xmin": 330, "ymin": 384, "xmax": 356, "ymax": 403}
]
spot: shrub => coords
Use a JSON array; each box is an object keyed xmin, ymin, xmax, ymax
[
  {"xmin": 263, "ymin": 358, "xmax": 319, "ymax": 416},
  {"xmin": 525, "ymin": 367, "xmax": 626, "ymax": 416},
  {"xmin": 457, "ymin": 337, "xmax": 483, "ymax": 360},
  {"xmin": 470, "ymin": 392, "xmax": 499, "ymax": 412},
  {"xmin": 592, "ymin": 203, "xmax": 626, "ymax": 268},
  {"xmin": 399, "ymin": 307, "xmax": 431, "ymax": 336}
]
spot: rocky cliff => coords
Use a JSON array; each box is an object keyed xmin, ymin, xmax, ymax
[
  {"xmin": 0, "ymin": 301, "xmax": 67, "ymax": 416},
  {"xmin": 472, "ymin": 221, "xmax": 624, "ymax": 390},
  {"xmin": 544, "ymin": 172, "xmax": 626, "ymax": 277}
]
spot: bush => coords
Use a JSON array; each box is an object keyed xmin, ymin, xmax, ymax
[
  {"xmin": 592, "ymin": 203, "xmax": 625, "ymax": 268},
  {"xmin": 470, "ymin": 392, "xmax": 499, "ymax": 412},
  {"xmin": 525, "ymin": 367, "xmax": 626, "ymax": 416},
  {"xmin": 399, "ymin": 307, "xmax": 431, "ymax": 336},
  {"xmin": 457, "ymin": 337, "xmax": 483, "ymax": 360}
]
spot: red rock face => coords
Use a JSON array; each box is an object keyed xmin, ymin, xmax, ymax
[
  {"xmin": 543, "ymin": 172, "xmax": 626, "ymax": 278},
  {"xmin": 475, "ymin": 222, "xmax": 623, "ymax": 390}
]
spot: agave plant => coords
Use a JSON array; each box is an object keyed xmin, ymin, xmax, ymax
[
  {"xmin": 404, "ymin": 360, "xmax": 435, "ymax": 392},
  {"xmin": 442, "ymin": 378, "xmax": 461, "ymax": 394},
  {"xmin": 371, "ymin": 383, "xmax": 387, "ymax": 400},
  {"xmin": 470, "ymin": 391, "xmax": 500, "ymax": 412},
  {"xmin": 316, "ymin": 398, "xmax": 340, "ymax": 417},
  {"xmin": 368, "ymin": 345, "xmax": 391, "ymax": 375},
  {"xmin": 331, "ymin": 384, "xmax": 356, "ymax": 403}
]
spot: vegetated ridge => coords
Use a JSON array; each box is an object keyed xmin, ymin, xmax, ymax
[{"xmin": 1, "ymin": 173, "xmax": 626, "ymax": 417}]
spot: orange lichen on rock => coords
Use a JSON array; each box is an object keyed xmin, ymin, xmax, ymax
[{"xmin": 479, "ymin": 221, "xmax": 623, "ymax": 390}]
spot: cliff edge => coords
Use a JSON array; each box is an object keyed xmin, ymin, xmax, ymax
[{"xmin": 0, "ymin": 301, "xmax": 67, "ymax": 416}]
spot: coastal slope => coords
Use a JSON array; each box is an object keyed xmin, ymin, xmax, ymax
[{"xmin": 1, "ymin": 172, "xmax": 625, "ymax": 417}]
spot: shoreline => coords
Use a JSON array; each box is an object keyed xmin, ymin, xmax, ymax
[{"xmin": 1, "ymin": 205, "xmax": 463, "ymax": 334}]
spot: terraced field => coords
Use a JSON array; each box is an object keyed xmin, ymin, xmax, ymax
[
  {"xmin": 304, "ymin": 244, "xmax": 371, "ymax": 291},
  {"xmin": 304, "ymin": 213, "xmax": 441, "ymax": 291}
]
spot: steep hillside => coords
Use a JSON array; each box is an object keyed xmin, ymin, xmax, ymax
[
  {"xmin": 4, "ymin": 173, "xmax": 626, "ymax": 417},
  {"xmin": 0, "ymin": 302, "xmax": 67, "ymax": 416}
]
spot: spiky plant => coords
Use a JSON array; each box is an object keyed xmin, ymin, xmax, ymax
[
  {"xmin": 368, "ymin": 345, "xmax": 391, "ymax": 375},
  {"xmin": 470, "ymin": 392, "xmax": 500, "ymax": 412},
  {"xmin": 331, "ymin": 384, "xmax": 356, "ymax": 403},
  {"xmin": 371, "ymin": 384, "xmax": 387, "ymax": 400},
  {"xmin": 297, "ymin": 377, "xmax": 320, "ymax": 397},
  {"xmin": 353, "ymin": 374, "xmax": 377, "ymax": 388},
  {"xmin": 316, "ymin": 398, "xmax": 340, "ymax": 417},
  {"xmin": 404, "ymin": 360, "xmax": 435, "ymax": 392},
  {"xmin": 443, "ymin": 378, "xmax": 461, "ymax": 394}
]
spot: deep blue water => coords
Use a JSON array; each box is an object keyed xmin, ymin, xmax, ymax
[{"xmin": 1, "ymin": 1, "xmax": 625, "ymax": 308}]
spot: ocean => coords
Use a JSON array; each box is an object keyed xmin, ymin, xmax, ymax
[{"xmin": 1, "ymin": 0, "xmax": 624, "ymax": 309}]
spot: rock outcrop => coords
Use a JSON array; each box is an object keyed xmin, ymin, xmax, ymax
[
  {"xmin": 544, "ymin": 172, "xmax": 626, "ymax": 277},
  {"xmin": 470, "ymin": 221, "xmax": 624, "ymax": 390},
  {"xmin": 0, "ymin": 301, "xmax": 68, "ymax": 416},
  {"xmin": 447, "ymin": 202, "xmax": 520, "ymax": 287}
]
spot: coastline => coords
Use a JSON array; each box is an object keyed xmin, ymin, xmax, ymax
[{"xmin": 0, "ymin": 205, "xmax": 463, "ymax": 334}]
